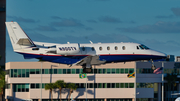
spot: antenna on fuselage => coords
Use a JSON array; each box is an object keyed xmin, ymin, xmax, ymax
[{"xmin": 90, "ymin": 41, "xmax": 93, "ymax": 44}]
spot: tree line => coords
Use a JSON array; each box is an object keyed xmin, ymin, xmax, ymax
[
  {"xmin": 0, "ymin": 55, "xmax": 5, "ymax": 101},
  {"xmin": 45, "ymin": 80, "xmax": 77, "ymax": 101}
]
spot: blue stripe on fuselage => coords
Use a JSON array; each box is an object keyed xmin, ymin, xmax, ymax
[{"xmin": 18, "ymin": 52, "xmax": 165, "ymax": 64}]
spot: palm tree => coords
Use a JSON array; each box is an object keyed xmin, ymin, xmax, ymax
[
  {"xmin": 0, "ymin": 55, "xmax": 5, "ymax": 101},
  {"xmin": 45, "ymin": 83, "xmax": 56, "ymax": 101},
  {"xmin": 164, "ymin": 72, "xmax": 178, "ymax": 101},
  {"xmin": 0, "ymin": 69, "xmax": 5, "ymax": 101},
  {"xmin": 66, "ymin": 83, "xmax": 77, "ymax": 101},
  {"xmin": 54, "ymin": 80, "xmax": 65, "ymax": 101},
  {"xmin": 170, "ymin": 73, "xmax": 178, "ymax": 101}
]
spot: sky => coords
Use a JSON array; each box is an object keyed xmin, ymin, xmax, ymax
[{"xmin": 6, "ymin": 0, "xmax": 180, "ymax": 62}]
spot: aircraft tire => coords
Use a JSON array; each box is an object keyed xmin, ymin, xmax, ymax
[{"xmin": 83, "ymin": 68, "xmax": 92, "ymax": 73}]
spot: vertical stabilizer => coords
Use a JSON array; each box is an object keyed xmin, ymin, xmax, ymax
[{"xmin": 5, "ymin": 22, "xmax": 35, "ymax": 50}]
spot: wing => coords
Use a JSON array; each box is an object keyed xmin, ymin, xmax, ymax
[{"xmin": 71, "ymin": 55, "xmax": 106, "ymax": 67}]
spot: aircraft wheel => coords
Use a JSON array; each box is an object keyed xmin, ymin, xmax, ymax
[
  {"xmin": 83, "ymin": 68, "xmax": 92, "ymax": 73},
  {"xmin": 82, "ymin": 66, "xmax": 86, "ymax": 69},
  {"xmin": 151, "ymin": 66, "xmax": 156, "ymax": 70}
]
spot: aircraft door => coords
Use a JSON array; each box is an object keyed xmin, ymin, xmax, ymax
[{"xmin": 81, "ymin": 46, "xmax": 87, "ymax": 55}]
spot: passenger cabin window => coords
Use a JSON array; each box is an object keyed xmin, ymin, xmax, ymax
[
  {"xmin": 99, "ymin": 47, "xmax": 102, "ymax": 51},
  {"xmin": 122, "ymin": 46, "xmax": 125, "ymax": 50},
  {"xmin": 137, "ymin": 46, "xmax": 139, "ymax": 50},
  {"xmin": 92, "ymin": 47, "xmax": 95, "ymax": 51},
  {"xmin": 115, "ymin": 46, "xmax": 118, "ymax": 50},
  {"xmin": 107, "ymin": 46, "xmax": 110, "ymax": 50}
]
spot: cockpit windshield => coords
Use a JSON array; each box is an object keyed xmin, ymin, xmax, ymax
[{"xmin": 139, "ymin": 44, "xmax": 150, "ymax": 50}]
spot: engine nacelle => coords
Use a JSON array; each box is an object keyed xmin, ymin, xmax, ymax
[{"xmin": 56, "ymin": 44, "xmax": 80, "ymax": 55}]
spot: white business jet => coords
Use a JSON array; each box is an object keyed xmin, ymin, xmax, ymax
[{"xmin": 6, "ymin": 22, "xmax": 167, "ymax": 73}]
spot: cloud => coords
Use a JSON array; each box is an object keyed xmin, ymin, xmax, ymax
[
  {"xmin": 85, "ymin": 27, "xmax": 93, "ymax": 31},
  {"xmin": 129, "ymin": 20, "xmax": 136, "ymax": 24},
  {"xmin": 88, "ymin": 0, "xmax": 110, "ymax": 1},
  {"xmin": 95, "ymin": 0, "xmax": 110, "ymax": 1},
  {"xmin": 48, "ymin": 33, "xmax": 180, "ymax": 54},
  {"xmin": 35, "ymin": 25, "xmax": 58, "ymax": 31},
  {"xmin": 86, "ymin": 19, "xmax": 97, "ymax": 23},
  {"xmin": 143, "ymin": 39, "xmax": 180, "ymax": 53},
  {"xmin": 7, "ymin": 32, "xmax": 180, "ymax": 62},
  {"xmin": 51, "ymin": 16, "xmax": 62, "ymax": 20},
  {"xmin": 7, "ymin": 15, "xmax": 38, "ymax": 23},
  {"xmin": 155, "ymin": 15, "xmax": 174, "ymax": 19},
  {"xmin": 27, "ymin": 32, "xmax": 60, "ymax": 43},
  {"xmin": 117, "ymin": 21, "xmax": 180, "ymax": 33},
  {"xmin": 50, "ymin": 18, "xmax": 84, "ymax": 27},
  {"xmin": 98, "ymin": 16, "xmax": 122, "ymax": 23},
  {"xmin": 171, "ymin": 7, "xmax": 180, "ymax": 17},
  {"xmin": 52, "ymin": 33, "xmax": 139, "ymax": 44},
  {"xmin": 70, "ymin": 30, "xmax": 75, "ymax": 33}
]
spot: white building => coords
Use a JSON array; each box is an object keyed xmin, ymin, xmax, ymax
[{"xmin": 5, "ymin": 61, "xmax": 180, "ymax": 101}]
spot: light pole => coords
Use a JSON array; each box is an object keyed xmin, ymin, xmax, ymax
[
  {"xmin": 162, "ymin": 62, "xmax": 164, "ymax": 101},
  {"xmin": 40, "ymin": 62, "xmax": 43, "ymax": 101},
  {"xmin": 135, "ymin": 65, "xmax": 136, "ymax": 101},
  {"xmin": 86, "ymin": 75, "xmax": 87, "ymax": 101}
]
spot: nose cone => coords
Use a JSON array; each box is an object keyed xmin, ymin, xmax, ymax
[{"xmin": 151, "ymin": 50, "xmax": 167, "ymax": 58}]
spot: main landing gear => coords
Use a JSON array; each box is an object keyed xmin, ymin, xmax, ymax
[
  {"xmin": 83, "ymin": 68, "xmax": 92, "ymax": 73},
  {"xmin": 82, "ymin": 65, "xmax": 92, "ymax": 73}
]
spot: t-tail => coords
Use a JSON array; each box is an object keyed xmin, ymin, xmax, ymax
[{"xmin": 5, "ymin": 22, "xmax": 35, "ymax": 51}]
